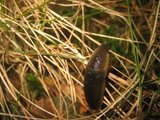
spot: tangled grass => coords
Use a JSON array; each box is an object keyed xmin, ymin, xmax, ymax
[{"xmin": 0, "ymin": 0, "xmax": 160, "ymax": 119}]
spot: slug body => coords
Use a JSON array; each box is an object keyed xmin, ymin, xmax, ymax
[{"xmin": 84, "ymin": 44, "xmax": 110, "ymax": 111}]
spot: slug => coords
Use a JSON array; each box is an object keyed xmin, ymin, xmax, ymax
[{"xmin": 84, "ymin": 44, "xmax": 110, "ymax": 111}]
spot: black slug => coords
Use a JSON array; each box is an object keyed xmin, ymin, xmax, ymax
[{"xmin": 84, "ymin": 44, "xmax": 110, "ymax": 111}]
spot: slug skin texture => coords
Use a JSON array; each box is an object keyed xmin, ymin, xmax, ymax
[{"xmin": 84, "ymin": 44, "xmax": 110, "ymax": 112}]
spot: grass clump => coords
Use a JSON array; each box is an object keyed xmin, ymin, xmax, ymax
[
  {"xmin": 25, "ymin": 73, "xmax": 45, "ymax": 98},
  {"xmin": 0, "ymin": 0, "xmax": 160, "ymax": 119}
]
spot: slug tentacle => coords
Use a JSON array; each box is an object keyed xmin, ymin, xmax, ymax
[{"xmin": 84, "ymin": 44, "xmax": 110, "ymax": 111}]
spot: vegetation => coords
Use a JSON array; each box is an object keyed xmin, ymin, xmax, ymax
[{"xmin": 0, "ymin": 0, "xmax": 160, "ymax": 119}]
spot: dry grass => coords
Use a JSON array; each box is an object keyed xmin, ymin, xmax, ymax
[{"xmin": 0, "ymin": 0, "xmax": 160, "ymax": 119}]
